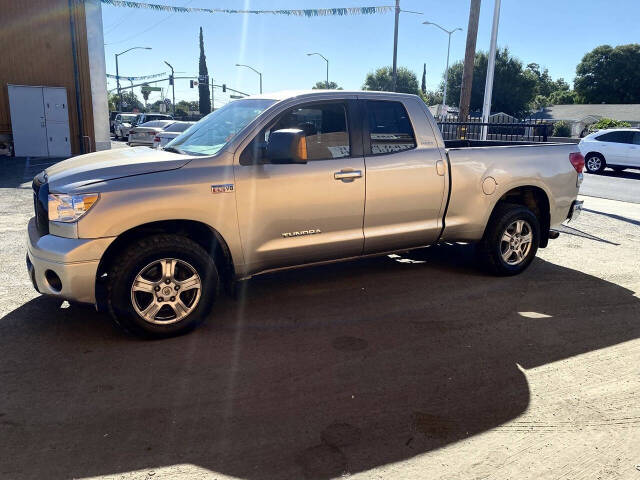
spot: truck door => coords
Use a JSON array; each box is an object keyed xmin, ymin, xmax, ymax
[
  {"xmin": 234, "ymin": 99, "xmax": 365, "ymax": 273},
  {"xmin": 362, "ymin": 98, "xmax": 446, "ymax": 254}
]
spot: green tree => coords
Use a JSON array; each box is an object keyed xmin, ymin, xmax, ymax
[
  {"xmin": 119, "ymin": 91, "xmax": 144, "ymax": 112},
  {"xmin": 421, "ymin": 63, "xmax": 427, "ymax": 94},
  {"xmin": 420, "ymin": 90, "xmax": 442, "ymax": 106},
  {"xmin": 587, "ymin": 118, "xmax": 632, "ymax": 133},
  {"xmin": 549, "ymin": 89, "xmax": 577, "ymax": 105},
  {"xmin": 108, "ymin": 93, "xmax": 119, "ymax": 111},
  {"xmin": 531, "ymin": 94, "xmax": 550, "ymax": 111},
  {"xmin": 552, "ymin": 120, "xmax": 571, "ymax": 137},
  {"xmin": 141, "ymin": 83, "xmax": 151, "ymax": 105},
  {"xmin": 575, "ymin": 44, "xmax": 640, "ymax": 104},
  {"xmin": 363, "ymin": 66, "xmax": 420, "ymax": 95},
  {"xmin": 525, "ymin": 63, "xmax": 569, "ymax": 98},
  {"xmin": 312, "ymin": 81, "xmax": 342, "ymax": 90},
  {"xmin": 198, "ymin": 27, "xmax": 212, "ymax": 114},
  {"xmin": 443, "ymin": 48, "xmax": 537, "ymax": 116}
]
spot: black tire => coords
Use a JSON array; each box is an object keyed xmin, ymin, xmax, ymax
[
  {"xmin": 478, "ymin": 203, "xmax": 540, "ymax": 276},
  {"xmin": 585, "ymin": 153, "xmax": 606, "ymax": 174},
  {"xmin": 107, "ymin": 234, "xmax": 218, "ymax": 338}
]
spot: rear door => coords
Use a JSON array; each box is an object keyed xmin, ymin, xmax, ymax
[
  {"xmin": 630, "ymin": 132, "xmax": 640, "ymax": 167},
  {"xmin": 362, "ymin": 97, "xmax": 446, "ymax": 254},
  {"xmin": 234, "ymin": 99, "xmax": 366, "ymax": 273}
]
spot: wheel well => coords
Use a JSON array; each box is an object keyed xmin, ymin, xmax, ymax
[
  {"xmin": 585, "ymin": 151, "xmax": 604, "ymax": 159},
  {"xmin": 493, "ymin": 186, "xmax": 550, "ymax": 248},
  {"xmin": 95, "ymin": 220, "xmax": 234, "ymax": 311}
]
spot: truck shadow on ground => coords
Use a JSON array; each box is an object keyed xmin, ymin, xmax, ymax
[{"xmin": 1, "ymin": 244, "xmax": 639, "ymax": 479}]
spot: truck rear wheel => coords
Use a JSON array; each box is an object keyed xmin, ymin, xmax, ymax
[
  {"xmin": 478, "ymin": 203, "xmax": 540, "ymax": 276},
  {"xmin": 107, "ymin": 234, "xmax": 218, "ymax": 338}
]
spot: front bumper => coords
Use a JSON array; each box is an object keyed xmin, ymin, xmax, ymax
[{"xmin": 25, "ymin": 217, "xmax": 115, "ymax": 304}]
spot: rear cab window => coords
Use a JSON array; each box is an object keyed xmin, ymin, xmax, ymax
[{"xmin": 365, "ymin": 100, "xmax": 417, "ymax": 155}]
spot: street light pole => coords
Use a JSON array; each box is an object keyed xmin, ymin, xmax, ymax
[
  {"xmin": 423, "ymin": 22, "xmax": 462, "ymax": 120},
  {"xmin": 114, "ymin": 46, "xmax": 152, "ymax": 111},
  {"xmin": 481, "ymin": 0, "xmax": 501, "ymax": 140},
  {"xmin": 235, "ymin": 64, "xmax": 262, "ymax": 94},
  {"xmin": 164, "ymin": 60, "xmax": 175, "ymax": 115},
  {"xmin": 306, "ymin": 53, "xmax": 329, "ymax": 88}
]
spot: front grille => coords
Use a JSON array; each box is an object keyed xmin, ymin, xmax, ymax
[{"xmin": 32, "ymin": 175, "xmax": 49, "ymax": 236}]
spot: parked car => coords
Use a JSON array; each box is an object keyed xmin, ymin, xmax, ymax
[
  {"xmin": 109, "ymin": 111, "xmax": 121, "ymax": 133},
  {"xmin": 128, "ymin": 120, "xmax": 176, "ymax": 147},
  {"xmin": 152, "ymin": 121, "xmax": 196, "ymax": 149},
  {"xmin": 113, "ymin": 113, "xmax": 137, "ymax": 140},
  {"xmin": 579, "ymin": 128, "xmax": 640, "ymax": 173},
  {"xmin": 132, "ymin": 113, "xmax": 173, "ymax": 127},
  {"xmin": 27, "ymin": 90, "xmax": 583, "ymax": 338}
]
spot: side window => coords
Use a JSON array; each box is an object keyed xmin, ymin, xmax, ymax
[
  {"xmin": 597, "ymin": 131, "xmax": 633, "ymax": 143},
  {"xmin": 240, "ymin": 102, "xmax": 350, "ymax": 165},
  {"xmin": 634, "ymin": 132, "xmax": 640, "ymax": 145},
  {"xmin": 366, "ymin": 100, "xmax": 416, "ymax": 155}
]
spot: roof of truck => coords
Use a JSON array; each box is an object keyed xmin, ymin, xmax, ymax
[{"xmin": 248, "ymin": 90, "xmax": 420, "ymax": 101}]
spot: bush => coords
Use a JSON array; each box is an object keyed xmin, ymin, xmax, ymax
[
  {"xmin": 587, "ymin": 118, "xmax": 632, "ymax": 133},
  {"xmin": 552, "ymin": 121, "xmax": 571, "ymax": 137}
]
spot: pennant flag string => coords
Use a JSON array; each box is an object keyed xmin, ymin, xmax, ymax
[
  {"xmin": 106, "ymin": 72, "xmax": 167, "ymax": 81},
  {"xmin": 100, "ymin": 0, "xmax": 395, "ymax": 17}
]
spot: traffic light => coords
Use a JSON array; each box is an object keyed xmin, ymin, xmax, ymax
[
  {"xmin": 222, "ymin": 84, "xmax": 226, "ymax": 93},
  {"xmin": 169, "ymin": 75, "xmax": 174, "ymax": 85}
]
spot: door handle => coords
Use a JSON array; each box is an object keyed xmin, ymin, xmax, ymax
[
  {"xmin": 436, "ymin": 159, "xmax": 445, "ymax": 176},
  {"xmin": 334, "ymin": 169, "xmax": 362, "ymax": 181}
]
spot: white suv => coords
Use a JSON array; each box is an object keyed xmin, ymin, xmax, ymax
[{"xmin": 579, "ymin": 128, "xmax": 640, "ymax": 173}]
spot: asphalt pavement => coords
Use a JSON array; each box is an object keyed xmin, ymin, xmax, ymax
[
  {"xmin": 581, "ymin": 167, "xmax": 640, "ymax": 203},
  {"xmin": 0, "ymin": 151, "xmax": 639, "ymax": 479}
]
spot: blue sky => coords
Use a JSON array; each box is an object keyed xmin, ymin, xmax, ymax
[{"xmin": 102, "ymin": 0, "xmax": 640, "ymax": 107}]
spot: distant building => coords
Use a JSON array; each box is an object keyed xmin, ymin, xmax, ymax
[
  {"xmin": 0, "ymin": 0, "xmax": 110, "ymax": 157},
  {"xmin": 530, "ymin": 104, "xmax": 640, "ymax": 137}
]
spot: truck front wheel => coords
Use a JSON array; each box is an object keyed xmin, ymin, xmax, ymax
[
  {"xmin": 478, "ymin": 203, "xmax": 540, "ymax": 276},
  {"xmin": 107, "ymin": 234, "xmax": 218, "ymax": 338}
]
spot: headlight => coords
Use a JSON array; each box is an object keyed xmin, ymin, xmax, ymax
[{"xmin": 48, "ymin": 193, "xmax": 99, "ymax": 223}]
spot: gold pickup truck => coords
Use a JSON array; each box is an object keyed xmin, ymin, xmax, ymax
[{"xmin": 27, "ymin": 90, "xmax": 584, "ymax": 338}]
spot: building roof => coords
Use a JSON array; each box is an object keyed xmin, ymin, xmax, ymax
[{"xmin": 530, "ymin": 104, "xmax": 640, "ymax": 122}]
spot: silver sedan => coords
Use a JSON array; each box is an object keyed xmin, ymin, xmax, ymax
[{"xmin": 127, "ymin": 120, "xmax": 176, "ymax": 147}]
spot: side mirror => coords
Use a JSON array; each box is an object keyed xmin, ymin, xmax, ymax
[{"xmin": 266, "ymin": 129, "xmax": 308, "ymax": 164}]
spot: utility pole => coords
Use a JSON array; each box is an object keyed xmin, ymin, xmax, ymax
[
  {"xmin": 164, "ymin": 60, "xmax": 175, "ymax": 115},
  {"xmin": 458, "ymin": 0, "xmax": 481, "ymax": 126},
  {"xmin": 481, "ymin": 0, "xmax": 501, "ymax": 140},
  {"xmin": 115, "ymin": 46, "xmax": 151, "ymax": 111},
  {"xmin": 391, "ymin": 0, "xmax": 400, "ymax": 91}
]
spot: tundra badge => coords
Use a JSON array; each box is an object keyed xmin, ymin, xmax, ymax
[{"xmin": 282, "ymin": 229, "xmax": 322, "ymax": 238}]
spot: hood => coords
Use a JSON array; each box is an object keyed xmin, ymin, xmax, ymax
[{"xmin": 45, "ymin": 146, "xmax": 192, "ymax": 192}]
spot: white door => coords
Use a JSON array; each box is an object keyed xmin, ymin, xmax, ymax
[
  {"xmin": 43, "ymin": 87, "xmax": 71, "ymax": 157},
  {"xmin": 7, "ymin": 85, "xmax": 48, "ymax": 157}
]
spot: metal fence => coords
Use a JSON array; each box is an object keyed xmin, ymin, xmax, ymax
[{"xmin": 436, "ymin": 114, "xmax": 552, "ymax": 142}]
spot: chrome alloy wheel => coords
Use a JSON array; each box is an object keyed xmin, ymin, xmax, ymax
[
  {"xmin": 586, "ymin": 156, "xmax": 601, "ymax": 172},
  {"xmin": 130, "ymin": 258, "xmax": 202, "ymax": 325},
  {"xmin": 500, "ymin": 220, "xmax": 533, "ymax": 266}
]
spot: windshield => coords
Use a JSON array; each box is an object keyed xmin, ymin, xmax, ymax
[
  {"xmin": 166, "ymin": 99, "xmax": 276, "ymax": 155},
  {"xmin": 121, "ymin": 114, "xmax": 136, "ymax": 122}
]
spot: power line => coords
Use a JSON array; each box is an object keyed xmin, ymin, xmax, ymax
[{"xmin": 104, "ymin": 0, "xmax": 194, "ymax": 46}]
